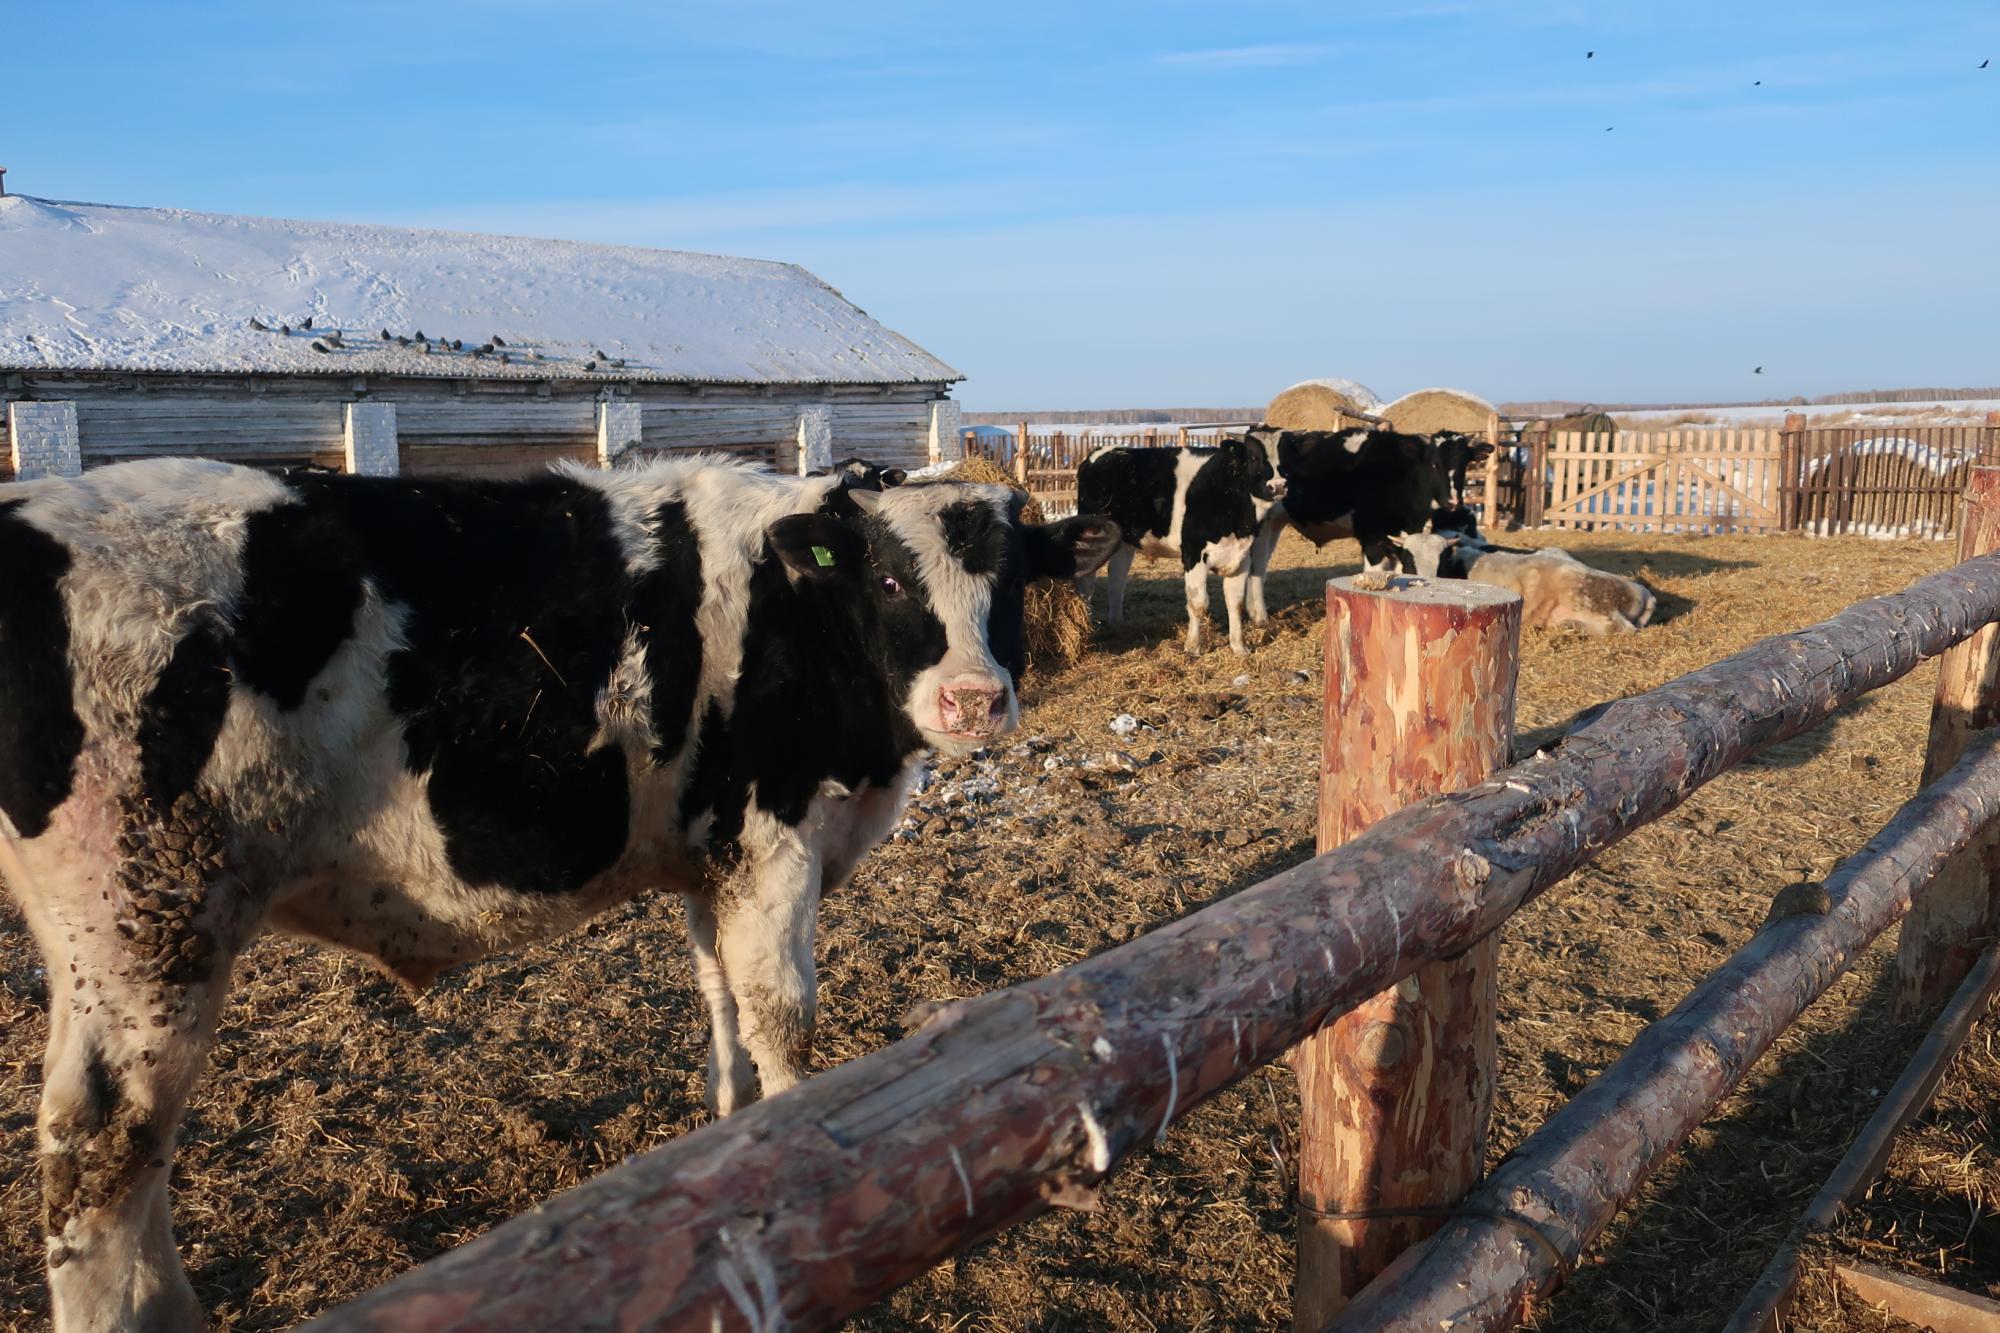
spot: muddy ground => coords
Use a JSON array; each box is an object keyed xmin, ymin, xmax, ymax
[{"xmin": 1, "ymin": 526, "xmax": 1990, "ymax": 1331}]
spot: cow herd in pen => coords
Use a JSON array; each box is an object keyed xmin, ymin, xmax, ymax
[
  {"xmin": 1071, "ymin": 425, "xmax": 1657, "ymax": 648},
  {"xmin": 0, "ymin": 425, "xmax": 1653, "ymax": 1332}
]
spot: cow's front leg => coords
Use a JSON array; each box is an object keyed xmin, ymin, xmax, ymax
[
  {"xmin": 25, "ymin": 791, "xmax": 252, "ymax": 1333},
  {"xmin": 680, "ymin": 894, "xmax": 756, "ymax": 1116},
  {"xmin": 1223, "ymin": 570, "xmax": 1252, "ymax": 655},
  {"xmin": 1247, "ymin": 520, "xmax": 1281, "ymax": 625},
  {"xmin": 715, "ymin": 822, "xmax": 822, "ymax": 1101},
  {"xmin": 1182, "ymin": 563, "xmax": 1210, "ymax": 655}
]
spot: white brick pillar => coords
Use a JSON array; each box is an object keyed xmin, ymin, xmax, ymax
[
  {"xmin": 7, "ymin": 401, "xmax": 82, "ymax": 479},
  {"xmin": 797, "ymin": 404, "xmax": 834, "ymax": 476},
  {"xmin": 928, "ymin": 399, "xmax": 964, "ymax": 465},
  {"xmin": 343, "ymin": 402, "xmax": 398, "ymax": 476},
  {"xmin": 597, "ymin": 398, "xmax": 643, "ymax": 468}
]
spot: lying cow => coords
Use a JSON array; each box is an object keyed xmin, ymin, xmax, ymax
[
  {"xmin": 1245, "ymin": 426, "xmax": 1493, "ymax": 591},
  {"xmin": 1073, "ymin": 435, "xmax": 1283, "ymax": 654},
  {"xmin": 1390, "ymin": 528, "xmax": 1658, "ymax": 635},
  {"xmin": 0, "ymin": 455, "xmax": 1116, "ymax": 1333}
]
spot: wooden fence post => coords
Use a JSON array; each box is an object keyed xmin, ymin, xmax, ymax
[
  {"xmin": 1291, "ymin": 576, "xmax": 1521, "ymax": 1330},
  {"xmin": 1897, "ymin": 465, "xmax": 2000, "ymax": 1016},
  {"xmin": 1523, "ymin": 427, "xmax": 1548, "ymax": 527},
  {"xmin": 1778, "ymin": 412, "xmax": 1806, "ymax": 532},
  {"xmin": 1014, "ymin": 422, "xmax": 1030, "ymax": 484},
  {"xmin": 1482, "ymin": 411, "xmax": 1502, "ymax": 527}
]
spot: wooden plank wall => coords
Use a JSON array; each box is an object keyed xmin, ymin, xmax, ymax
[
  {"xmin": 829, "ymin": 402, "xmax": 933, "ymax": 470},
  {"xmin": 72, "ymin": 396, "xmax": 346, "ymax": 471},
  {"xmin": 639, "ymin": 404, "xmax": 799, "ymax": 471}
]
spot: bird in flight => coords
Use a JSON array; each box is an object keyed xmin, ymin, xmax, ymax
[
  {"xmin": 1754, "ymin": 366, "xmax": 1765, "ymax": 374},
  {"xmin": 1981, "ymin": 59, "xmax": 1990, "ymax": 68},
  {"xmin": 1754, "ymin": 80, "xmax": 1762, "ymax": 85},
  {"xmin": 1586, "ymin": 50, "xmax": 1595, "ymax": 58}
]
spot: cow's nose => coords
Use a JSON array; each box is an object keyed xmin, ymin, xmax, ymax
[{"xmin": 939, "ymin": 681, "xmax": 1009, "ymax": 736}]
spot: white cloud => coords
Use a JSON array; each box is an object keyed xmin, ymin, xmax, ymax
[{"xmin": 1155, "ymin": 43, "xmax": 1343, "ymax": 70}]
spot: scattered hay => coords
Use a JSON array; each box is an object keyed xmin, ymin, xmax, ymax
[
  {"xmin": 1379, "ymin": 386, "xmax": 1498, "ymax": 436},
  {"xmin": 1263, "ymin": 377, "xmax": 1382, "ymax": 431},
  {"xmin": 1784, "ymin": 993, "xmax": 2000, "ymax": 1332},
  {"xmin": 937, "ymin": 456, "xmax": 1094, "ymax": 673}
]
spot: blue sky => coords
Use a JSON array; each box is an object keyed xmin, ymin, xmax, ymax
[{"xmin": 6, "ymin": 2, "xmax": 1997, "ymax": 408}]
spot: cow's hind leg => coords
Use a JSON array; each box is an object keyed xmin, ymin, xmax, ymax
[
  {"xmin": 1103, "ymin": 546, "xmax": 1136, "ymax": 625},
  {"xmin": 25, "ymin": 791, "xmax": 251, "ymax": 1333},
  {"xmin": 680, "ymin": 893, "xmax": 757, "ymax": 1116}
]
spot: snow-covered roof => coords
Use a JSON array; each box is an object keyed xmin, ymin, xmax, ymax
[{"xmin": 0, "ymin": 195, "xmax": 961, "ymax": 386}]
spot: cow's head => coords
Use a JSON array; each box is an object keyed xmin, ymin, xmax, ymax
[
  {"xmin": 1219, "ymin": 434, "xmax": 1285, "ymax": 501},
  {"xmin": 765, "ymin": 482, "xmax": 1118, "ymax": 752},
  {"xmin": 1384, "ymin": 528, "xmax": 1463, "ymax": 579},
  {"xmin": 1430, "ymin": 431, "xmax": 1495, "ymax": 507},
  {"xmin": 821, "ymin": 455, "xmax": 908, "ymax": 491}
]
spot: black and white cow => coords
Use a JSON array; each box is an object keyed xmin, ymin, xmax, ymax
[
  {"xmin": 815, "ymin": 455, "xmax": 909, "ymax": 490},
  {"xmin": 0, "ymin": 455, "xmax": 1116, "ymax": 1333},
  {"xmin": 1072, "ymin": 436, "xmax": 1284, "ymax": 654},
  {"xmin": 1243, "ymin": 426, "xmax": 1494, "ymax": 588}
]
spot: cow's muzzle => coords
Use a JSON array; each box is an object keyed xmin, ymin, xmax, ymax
[{"xmin": 938, "ymin": 679, "xmax": 1010, "ymax": 739}]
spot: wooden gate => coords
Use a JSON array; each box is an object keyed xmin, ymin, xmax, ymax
[{"xmin": 1539, "ymin": 429, "xmax": 1782, "ymax": 534}]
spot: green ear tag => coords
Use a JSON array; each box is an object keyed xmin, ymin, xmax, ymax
[{"xmin": 811, "ymin": 544, "xmax": 837, "ymax": 568}]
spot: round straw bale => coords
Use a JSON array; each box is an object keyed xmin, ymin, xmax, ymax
[
  {"xmin": 1547, "ymin": 409, "xmax": 1617, "ymax": 437},
  {"xmin": 936, "ymin": 456, "xmax": 1094, "ymax": 673},
  {"xmin": 1263, "ymin": 377, "xmax": 1383, "ymax": 431},
  {"xmin": 1380, "ymin": 386, "xmax": 1498, "ymax": 436}
]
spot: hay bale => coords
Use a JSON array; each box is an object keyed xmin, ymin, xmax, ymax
[
  {"xmin": 1380, "ymin": 386, "xmax": 1498, "ymax": 436},
  {"xmin": 1263, "ymin": 377, "xmax": 1383, "ymax": 432},
  {"xmin": 936, "ymin": 457, "xmax": 1094, "ymax": 674},
  {"xmin": 1546, "ymin": 410, "xmax": 1617, "ymax": 437}
]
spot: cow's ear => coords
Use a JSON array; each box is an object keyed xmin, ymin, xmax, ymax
[
  {"xmin": 767, "ymin": 514, "xmax": 867, "ymax": 581},
  {"xmin": 1026, "ymin": 516, "xmax": 1120, "ymax": 579}
]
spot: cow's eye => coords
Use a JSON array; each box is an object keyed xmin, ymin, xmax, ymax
[{"xmin": 881, "ymin": 575, "xmax": 904, "ymax": 597}]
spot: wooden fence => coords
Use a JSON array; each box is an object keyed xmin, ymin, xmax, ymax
[
  {"xmin": 961, "ymin": 422, "xmax": 1244, "ymax": 516},
  {"xmin": 306, "ymin": 474, "xmax": 2000, "ymax": 1332},
  {"xmin": 1525, "ymin": 416, "xmax": 2000, "ymax": 537}
]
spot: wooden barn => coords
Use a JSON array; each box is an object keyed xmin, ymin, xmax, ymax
[{"xmin": 0, "ymin": 192, "xmax": 963, "ymax": 482}]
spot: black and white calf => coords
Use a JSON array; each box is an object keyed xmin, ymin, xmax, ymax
[
  {"xmin": 1072, "ymin": 436, "xmax": 1284, "ymax": 654},
  {"xmin": 0, "ymin": 455, "xmax": 1115, "ymax": 1333}
]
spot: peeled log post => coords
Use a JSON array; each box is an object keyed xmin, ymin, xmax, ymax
[
  {"xmin": 1332, "ymin": 725, "xmax": 2000, "ymax": 1333},
  {"xmin": 1294, "ymin": 577, "xmax": 1519, "ymax": 1329},
  {"xmin": 1898, "ymin": 467, "xmax": 2000, "ymax": 1016},
  {"xmin": 307, "ymin": 556, "xmax": 2000, "ymax": 1333}
]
